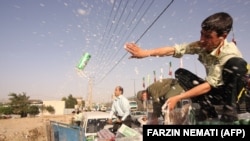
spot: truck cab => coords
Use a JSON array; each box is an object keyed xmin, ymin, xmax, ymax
[{"xmin": 129, "ymin": 101, "xmax": 138, "ymax": 112}]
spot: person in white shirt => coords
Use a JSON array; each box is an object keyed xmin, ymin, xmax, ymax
[
  {"xmin": 107, "ymin": 86, "xmax": 132, "ymax": 133},
  {"xmin": 73, "ymin": 111, "xmax": 82, "ymax": 126}
]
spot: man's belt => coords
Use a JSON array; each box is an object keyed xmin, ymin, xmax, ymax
[{"xmin": 117, "ymin": 116, "xmax": 122, "ymax": 119}]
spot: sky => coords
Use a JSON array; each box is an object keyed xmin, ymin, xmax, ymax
[{"xmin": 0, "ymin": 0, "xmax": 250, "ymax": 103}]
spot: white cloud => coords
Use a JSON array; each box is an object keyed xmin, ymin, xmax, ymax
[{"xmin": 77, "ymin": 9, "xmax": 87, "ymax": 16}]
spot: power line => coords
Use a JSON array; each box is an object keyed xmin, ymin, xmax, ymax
[
  {"xmin": 93, "ymin": 0, "xmax": 144, "ymax": 77},
  {"xmin": 94, "ymin": 0, "xmax": 116, "ymax": 58},
  {"xmin": 96, "ymin": 0, "xmax": 131, "ymax": 68},
  {"xmin": 95, "ymin": 0, "xmax": 151, "ymax": 77},
  {"xmin": 96, "ymin": 0, "xmax": 175, "ymax": 84},
  {"xmin": 95, "ymin": 0, "xmax": 123, "ymax": 66}
]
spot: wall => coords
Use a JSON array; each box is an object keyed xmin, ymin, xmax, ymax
[{"xmin": 43, "ymin": 101, "xmax": 65, "ymax": 115}]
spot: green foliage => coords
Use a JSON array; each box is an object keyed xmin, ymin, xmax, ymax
[
  {"xmin": 28, "ymin": 105, "xmax": 40, "ymax": 116},
  {"xmin": 46, "ymin": 105, "xmax": 55, "ymax": 114},
  {"xmin": 81, "ymin": 100, "xmax": 85, "ymax": 107},
  {"xmin": 40, "ymin": 104, "xmax": 46, "ymax": 112},
  {"xmin": 3, "ymin": 92, "xmax": 58, "ymax": 116},
  {"xmin": 0, "ymin": 106, "xmax": 13, "ymax": 115},
  {"xmin": 8, "ymin": 92, "xmax": 30, "ymax": 117},
  {"xmin": 38, "ymin": 104, "xmax": 55, "ymax": 115},
  {"xmin": 61, "ymin": 94, "xmax": 77, "ymax": 108}
]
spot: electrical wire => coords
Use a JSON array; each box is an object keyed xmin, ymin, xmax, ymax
[
  {"xmin": 96, "ymin": 0, "xmax": 152, "ymax": 76},
  {"xmin": 96, "ymin": 0, "xmax": 175, "ymax": 84},
  {"xmin": 93, "ymin": 0, "xmax": 146, "ymax": 77}
]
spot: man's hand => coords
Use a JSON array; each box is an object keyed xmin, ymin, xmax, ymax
[
  {"xmin": 116, "ymin": 118, "xmax": 122, "ymax": 123},
  {"xmin": 107, "ymin": 119, "xmax": 113, "ymax": 124},
  {"xmin": 124, "ymin": 42, "xmax": 146, "ymax": 59},
  {"xmin": 166, "ymin": 95, "xmax": 181, "ymax": 111}
]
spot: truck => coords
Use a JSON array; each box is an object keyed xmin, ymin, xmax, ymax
[{"xmin": 129, "ymin": 101, "xmax": 138, "ymax": 112}]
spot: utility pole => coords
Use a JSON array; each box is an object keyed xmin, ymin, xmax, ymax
[
  {"xmin": 87, "ymin": 77, "xmax": 93, "ymax": 111},
  {"xmin": 131, "ymin": 79, "xmax": 137, "ymax": 100},
  {"xmin": 134, "ymin": 79, "xmax": 136, "ymax": 100}
]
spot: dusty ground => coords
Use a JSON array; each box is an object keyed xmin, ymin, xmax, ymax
[{"xmin": 0, "ymin": 115, "xmax": 73, "ymax": 141}]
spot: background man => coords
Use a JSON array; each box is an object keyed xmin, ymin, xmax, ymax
[
  {"xmin": 107, "ymin": 86, "xmax": 132, "ymax": 133},
  {"xmin": 137, "ymin": 78, "xmax": 185, "ymax": 123}
]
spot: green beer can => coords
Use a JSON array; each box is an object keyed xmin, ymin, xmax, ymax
[{"xmin": 77, "ymin": 52, "xmax": 91, "ymax": 70}]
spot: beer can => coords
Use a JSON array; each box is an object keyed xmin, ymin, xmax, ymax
[{"xmin": 77, "ymin": 52, "xmax": 91, "ymax": 70}]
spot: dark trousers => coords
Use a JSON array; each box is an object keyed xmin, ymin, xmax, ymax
[
  {"xmin": 112, "ymin": 115, "xmax": 132, "ymax": 133},
  {"xmin": 75, "ymin": 121, "xmax": 81, "ymax": 126},
  {"xmin": 175, "ymin": 68, "xmax": 221, "ymax": 120},
  {"xmin": 174, "ymin": 57, "xmax": 248, "ymax": 122},
  {"xmin": 175, "ymin": 64, "xmax": 247, "ymax": 122}
]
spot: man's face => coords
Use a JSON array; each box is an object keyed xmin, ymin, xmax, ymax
[
  {"xmin": 142, "ymin": 92, "xmax": 147, "ymax": 101},
  {"xmin": 200, "ymin": 30, "xmax": 224, "ymax": 53},
  {"xmin": 114, "ymin": 87, "xmax": 121, "ymax": 97}
]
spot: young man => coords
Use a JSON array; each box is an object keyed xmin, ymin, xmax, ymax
[
  {"xmin": 125, "ymin": 12, "xmax": 248, "ymax": 122},
  {"xmin": 107, "ymin": 86, "xmax": 132, "ymax": 133}
]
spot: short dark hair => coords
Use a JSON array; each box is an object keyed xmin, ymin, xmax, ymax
[
  {"xmin": 201, "ymin": 12, "xmax": 233, "ymax": 36},
  {"xmin": 117, "ymin": 86, "xmax": 123, "ymax": 94},
  {"xmin": 137, "ymin": 90, "xmax": 146, "ymax": 100}
]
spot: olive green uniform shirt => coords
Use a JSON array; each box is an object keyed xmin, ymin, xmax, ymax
[
  {"xmin": 146, "ymin": 78, "xmax": 184, "ymax": 117},
  {"xmin": 147, "ymin": 78, "xmax": 184, "ymax": 103},
  {"xmin": 174, "ymin": 39, "xmax": 243, "ymax": 87}
]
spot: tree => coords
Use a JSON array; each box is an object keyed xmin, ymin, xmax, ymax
[
  {"xmin": 28, "ymin": 105, "xmax": 39, "ymax": 117},
  {"xmin": 39, "ymin": 104, "xmax": 46, "ymax": 116},
  {"xmin": 0, "ymin": 106, "xmax": 13, "ymax": 115},
  {"xmin": 81, "ymin": 100, "xmax": 85, "ymax": 108},
  {"xmin": 39, "ymin": 104, "xmax": 55, "ymax": 115},
  {"xmin": 46, "ymin": 105, "xmax": 55, "ymax": 114},
  {"xmin": 62, "ymin": 94, "xmax": 77, "ymax": 108},
  {"xmin": 8, "ymin": 92, "xmax": 30, "ymax": 117}
]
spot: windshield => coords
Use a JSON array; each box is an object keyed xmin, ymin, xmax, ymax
[
  {"xmin": 129, "ymin": 101, "xmax": 137, "ymax": 107},
  {"xmin": 86, "ymin": 118, "xmax": 108, "ymax": 133}
]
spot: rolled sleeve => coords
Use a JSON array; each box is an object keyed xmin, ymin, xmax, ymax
[
  {"xmin": 173, "ymin": 44, "xmax": 185, "ymax": 58},
  {"xmin": 173, "ymin": 41, "xmax": 201, "ymax": 58},
  {"xmin": 205, "ymin": 65, "xmax": 223, "ymax": 87}
]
